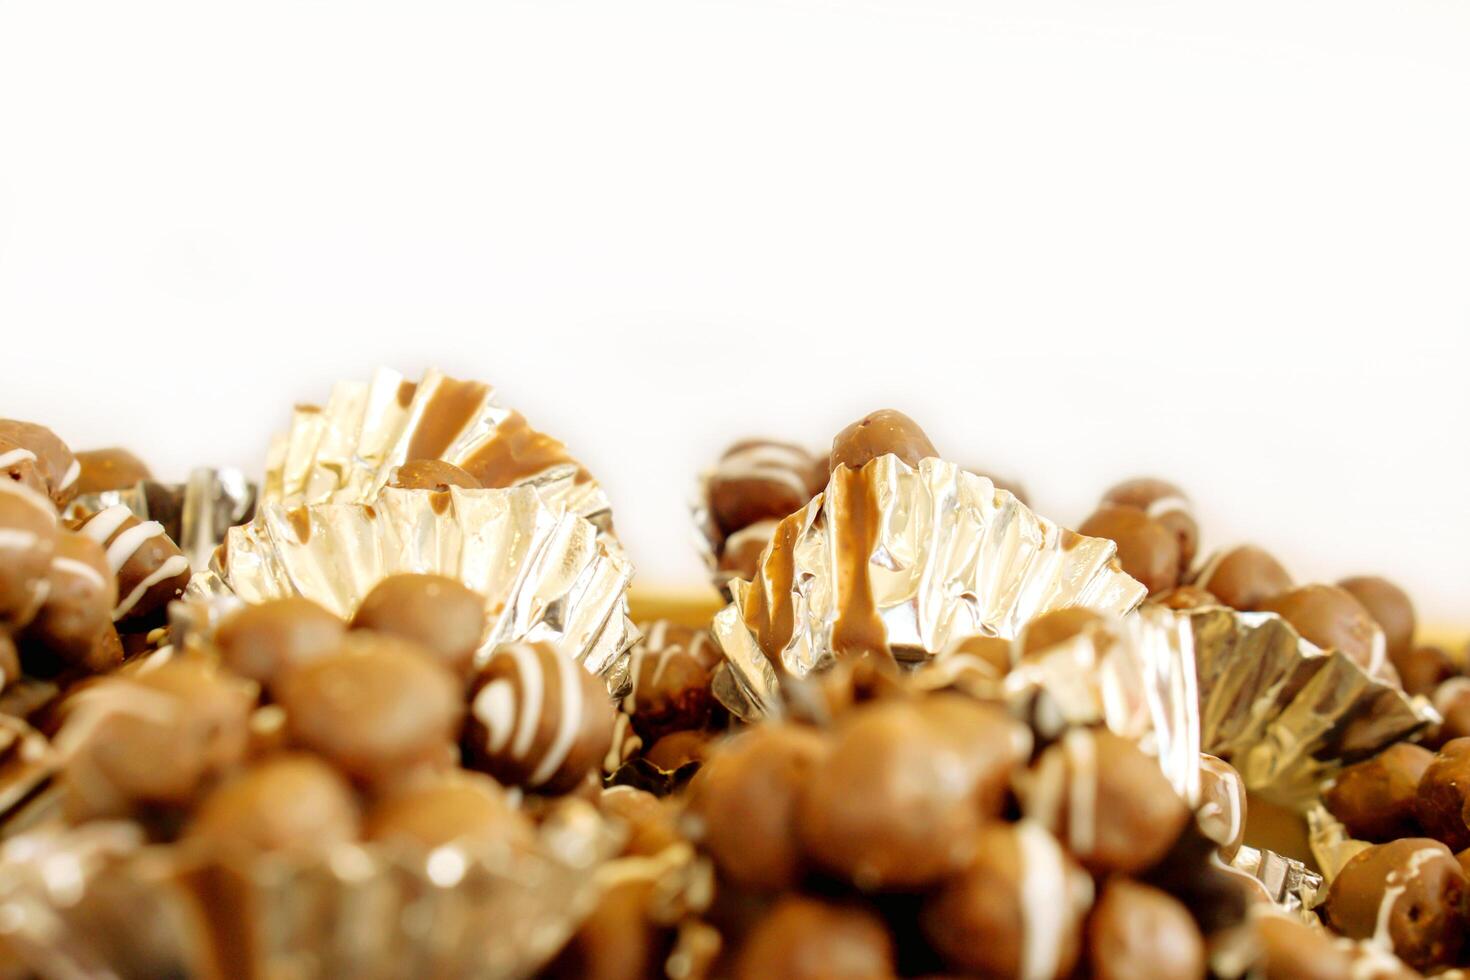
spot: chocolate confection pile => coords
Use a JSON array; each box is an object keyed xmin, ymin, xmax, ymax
[{"xmin": 0, "ymin": 377, "xmax": 1463, "ymax": 979}]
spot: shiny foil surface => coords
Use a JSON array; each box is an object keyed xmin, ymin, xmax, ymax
[{"xmin": 64, "ymin": 468, "xmax": 257, "ymax": 571}]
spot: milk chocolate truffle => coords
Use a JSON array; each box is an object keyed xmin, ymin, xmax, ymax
[
  {"xmin": 1197, "ymin": 754, "xmax": 1247, "ymax": 861},
  {"xmin": 599, "ymin": 785, "xmax": 682, "ymax": 857},
  {"xmin": 0, "ymin": 479, "xmax": 59, "ymax": 628},
  {"xmin": 61, "ymin": 659, "xmax": 254, "ymax": 815},
  {"xmin": 829, "ymin": 409, "xmax": 938, "ymax": 473},
  {"xmin": 623, "ymin": 621, "xmax": 721, "ymax": 743},
  {"xmin": 21, "ymin": 531, "xmax": 117, "ymax": 665},
  {"xmin": 215, "ymin": 596, "xmax": 345, "ymax": 687},
  {"xmin": 1192, "ymin": 545, "xmax": 1293, "ymax": 612},
  {"xmin": 708, "ymin": 440, "xmax": 825, "ymax": 537},
  {"xmin": 1428, "ymin": 679, "xmax": 1470, "ymax": 748},
  {"xmin": 364, "ymin": 772, "xmax": 534, "ymax": 851},
  {"xmin": 797, "ymin": 696, "xmax": 1031, "ymax": 889},
  {"xmin": 1258, "ymin": 584, "xmax": 1385, "ymax": 675},
  {"xmin": 0, "ymin": 436, "xmax": 49, "ymax": 499},
  {"xmin": 276, "ymin": 635, "xmax": 461, "ymax": 785},
  {"xmin": 1102, "ymin": 477, "xmax": 1199, "ymax": 571},
  {"xmin": 1323, "ymin": 743, "xmax": 1433, "ymax": 843},
  {"xmin": 1020, "ymin": 728, "xmax": 1190, "ymax": 874},
  {"xmin": 643, "ymin": 729, "xmax": 714, "ymax": 772},
  {"xmin": 1323, "ymin": 837, "xmax": 1467, "ymax": 970},
  {"xmin": 71, "ymin": 504, "xmax": 190, "ymax": 625},
  {"xmin": 1017, "ymin": 607, "xmax": 1108, "ymax": 659},
  {"xmin": 184, "ymin": 753, "xmax": 360, "ymax": 853},
  {"xmin": 464, "ymin": 641, "xmax": 616, "ymax": 795},
  {"xmin": 1413, "ymin": 738, "xmax": 1470, "ymax": 850},
  {"xmin": 716, "ymin": 519, "xmax": 778, "ymax": 581},
  {"xmin": 1252, "ymin": 912, "xmax": 1361, "ymax": 980},
  {"xmin": 1078, "ymin": 505, "xmax": 1181, "ymax": 596},
  {"xmin": 733, "ymin": 896, "xmax": 896, "ymax": 980},
  {"xmin": 1338, "ymin": 576, "xmax": 1416, "ymax": 662},
  {"xmin": 0, "ymin": 420, "xmax": 79, "ymax": 508},
  {"xmin": 351, "ymin": 574, "xmax": 485, "ymax": 676},
  {"xmin": 685, "ymin": 723, "xmax": 827, "ymax": 891},
  {"xmin": 388, "ymin": 459, "xmax": 482, "ymax": 492},
  {"xmin": 921, "ymin": 820, "xmax": 1092, "ymax": 979},
  {"xmin": 72, "ymin": 448, "xmax": 152, "ymax": 496},
  {"xmin": 1087, "ymin": 877, "xmax": 1205, "ymax": 980},
  {"xmin": 1394, "ymin": 645, "xmax": 1457, "ymax": 699}
]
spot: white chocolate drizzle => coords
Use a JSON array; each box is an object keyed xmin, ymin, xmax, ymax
[
  {"xmin": 1016, "ymin": 820, "xmax": 1070, "ymax": 980},
  {"xmin": 77, "ymin": 505, "xmax": 134, "ymax": 550},
  {"xmin": 0, "ymin": 529, "xmax": 40, "ymax": 552},
  {"xmin": 0, "ymin": 448, "xmax": 37, "ymax": 469},
  {"xmin": 102, "ymin": 520, "xmax": 166, "ymax": 575},
  {"xmin": 52, "ymin": 555, "xmax": 109, "ymax": 592},
  {"xmin": 474, "ymin": 642, "xmax": 592, "ymax": 788},
  {"xmin": 1145, "ymin": 494, "xmax": 1193, "ymax": 521},
  {"xmin": 58, "ymin": 458, "xmax": 81, "ymax": 491},
  {"xmin": 530, "ymin": 647, "xmax": 584, "ymax": 786},
  {"xmin": 714, "ymin": 443, "xmax": 814, "ymax": 501},
  {"xmin": 0, "ymin": 476, "xmax": 58, "ymax": 520},
  {"xmin": 1062, "ymin": 729, "xmax": 1098, "ymax": 857},
  {"xmin": 113, "ymin": 555, "xmax": 188, "ymax": 619},
  {"xmin": 1371, "ymin": 846, "xmax": 1443, "ymax": 951}
]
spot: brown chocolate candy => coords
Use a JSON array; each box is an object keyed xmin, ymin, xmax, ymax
[
  {"xmin": 364, "ymin": 771, "xmax": 534, "ymax": 851},
  {"xmin": 1252, "ymin": 912, "xmax": 1361, "ymax": 980},
  {"xmin": 1428, "ymin": 679, "xmax": 1470, "ymax": 748},
  {"xmin": 829, "ymin": 409, "xmax": 938, "ymax": 473},
  {"xmin": 1078, "ymin": 505, "xmax": 1181, "ymax": 595},
  {"xmin": 1197, "ymin": 754, "xmax": 1247, "ymax": 861},
  {"xmin": 464, "ymin": 641, "xmax": 616, "ymax": 795},
  {"xmin": 0, "ymin": 436, "xmax": 50, "ymax": 499},
  {"xmin": 1148, "ymin": 585, "xmax": 1219, "ymax": 611},
  {"xmin": 1338, "ymin": 576, "xmax": 1416, "ymax": 662},
  {"xmin": 623, "ymin": 620, "xmax": 721, "ymax": 743},
  {"xmin": 797, "ymin": 696, "xmax": 1031, "ymax": 889},
  {"xmin": 643, "ymin": 729, "xmax": 713, "ymax": 772},
  {"xmin": 716, "ymin": 519, "xmax": 777, "ymax": 581},
  {"xmin": 0, "ymin": 479, "xmax": 59, "ymax": 628},
  {"xmin": 1101, "ymin": 477, "xmax": 1198, "ymax": 571},
  {"xmin": 71, "ymin": 505, "xmax": 190, "ymax": 625},
  {"xmin": 0, "ymin": 420, "xmax": 78, "ymax": 508},
  {"xmin": 1087, "ymin": 877, "xmax": 1205, "ymax": 980},
  {"xmin": 276, "ymin": 634, "xmax": 461, "ymax": 785},
  {"xmin": 1413, "ymin": 738, "xmax": 1470, "ymax": 850},
  {"xmin": 921, "ymin": 820, "xmax": 1092, "ymax": 979},
  {"xmin": 708, "ymin": 440, "xmax": 825, "ymax": 537},
  {"xmin": 1017, "ymin": 607, "xmax": 1109, "ymax": 660},
  {"xmin": 1258, "ymin": 584, "xmax": 1385, "ymax": 676},
  {"xmin": 215, "ymin": 596, "xmax": 345, "ymax": 687},
  {"xmin": 733, "ymin": 895, "xmax": 895, "ymax": 980},
  {"xmin": 20, "ymin": 530, "xmax": 115, "ymax": 664},
  {"xmin": 73, "ymin": 448, "xmax": 152, "ymax": 496},
  {"xmin": 686, "ymin": 724, "xmax": 827, "ymax": 891},
  {"xmin": 1020, "ymin": 728, "xmax": 1190, "ymax": 875},
  {"xmin": 184, "ymin": 753, "xmax": 360, "ymax": 853},
  {"xmin": 544, "ymin": 877, "xmax": 670, "ymax": 980},
  {"xmin": 1324, "ymin": 837, "xmax": 1467, "ymax": 971},
  {"xmin": 388, "ymin": 459, "xmax": 482, "ymax": 492},
  {"xmin": 1324, "ymin": 743, "xmax": 1433, "ymax": 842},
  {"xmin": 1393, "ymin": 645, "xmax": 1457, "ymax": 699},
  {"xmin": 351, "ymin": 574, "xmax": 485, "ymax": 676},
  {"xmin": 1191, "ymin": 545, "xmax": 1293, "ymax": 611},
  {"xmin": 599, "ymin": 785, "xmax": 682, "ymax": 857}
]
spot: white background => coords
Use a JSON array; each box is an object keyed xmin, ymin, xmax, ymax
[{"xmin": 2, "ymin": 1, "xmax": 1466, "ymax": 622}]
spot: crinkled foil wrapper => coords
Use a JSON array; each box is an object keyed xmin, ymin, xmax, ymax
[
  {"xmin": 1228, "ymin": 844, "xmax": 1322, "ymax": 914},
  {"xmin": 711, "ymin": 456, "xmax": 1147, "ymax": 720},
  {"xmin": 64, "ymin": 468, "xmax": 257, "ymax": 570},
  {"xmin": 262, "ymin": 367, "xmax": 613, "ymax": 535},
  {"xmin": 0, "ymin": 801, "xmax": 617, "ymax": 980},
  {"xmin": 186, "ymin": 486, "xmax": 637, "ymax": 681}
]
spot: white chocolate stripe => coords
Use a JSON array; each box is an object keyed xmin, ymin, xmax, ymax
[
  {"xmin": 473, "ymin": 679, "xmax": 517, "ymax": 753},
  {"xmin": 0, "ymin": 448, "xmax": 37, "ymax": 468},
  {"xmin": 1064, "ymin": 729, "xmax": 1097, "ymax": 856},
  {"xmin": 104, "ymin": 520, "xmax": 166, "ymax": 575},
  {"xmin": 0, "ymin": 476, "xmax": 57, "ymax": 518},
  {"xmin": 1145, "ymin": 494, "xmax": 1193, "ymax": 520},
  {"xmin": 504, "ymin": 643, "xmax": 544, "ymax": 761},
  {"xmin": 1372, "ymin": 846, "xmax": 1443, "ymax": 950},
  {"xmin": 530, "ymin": 648, "xmax": 583, "ymax": 786},
  {"xmin": 0, "ymin": 528, "xmax": 40, "ymax": 551},
  {"xmin": 723, "ymin": 520, "xmax": 778, "ymax": 551},
  {"xmin": 58, "ymin": 458, "xmax": 80, "ymax": 491},
  {"xmin": 113, "ymin": 554, "xmax": 188, "ymax": 619},
  {"xmin": 53, "ymin": 555, "xmax": 109, "ymax": 591},
  {"xmin": 1016, "ymin": 821, "xmax": 1068, "ymax": 980},
  {"xmin": 78, "ymin": 505, "xmax": 133, "ymax": 546}
]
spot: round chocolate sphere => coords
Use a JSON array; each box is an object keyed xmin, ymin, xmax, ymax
[
  {"xmin": 623, "ymin": 620, "xmax": 721, "ymax": 743},
  {"xmin": 1413, "ymin": 738, "xmax": 1470, "ymax": 851},
  {"xmin": 1192, "ymin": 545, "xmax": 1293, "ymax": 611},
  {"xmin": 1258, "ymin": 584, "xmax": 1385, "ymax": 676},
  {"xmin": 1324, "ymin": 837, "xmax": 1467, "ymax": 971},
  {"xmin": 73, "ymin": 448, "xmax": 152, "ymax": 496},
  {"xmin": 0, "ymin": 478, "xmax": 59, "ymax": 629},
  {"xmin": 1087, "ymin": 877, "xmax": 1205, "ymax": 980},
  {"xmin": 464, "ymin": 641, "xmax": 616, "ymax": 795},
  {"xmin": 1338, "ymin": 576, "xmax": 1416, "ymax": 662},
  {"xmin": 829, "ymin": 410, "xmax": 938, "ymax": 473},
  {"xmin": 21, "ymin": 530, "xmax": 115, "ymax": 664},
  {"xmin": 1101, "ymin": 477, "xmax": 1198, "ymax": 571},
  {"xmin": 276, "ymin": 634, "xmax": 462, "ymax": 785},
  {"xmin": 389, "ymin": 459, "xmax": 482, "ymax": 492},
  {"xmin": 921, "ymin": 820, "xmax": 1092, "ymax": 979},
  {"xmin": 1197, "ymin": 754, "xmax": 1247, "ymax": 861},
  {"xmin": 351, "ymin": 574, "xmax": 485, "ymax": 677},
  {"xmin": 1020, "ymin": 728, "xmax": 1190, "ymax": 875},
  {"xmin": 215, "ymin": 596, "xmax": 345, "ymax": 688},
  {"xmin": 71, "ymin": 504, "xmax": 190, "ymax": 626},
  {"xmin": 708, "ymin": 440, "xmax": 824, "ymax": 537},
  {"xmin": 1392, "ymin": 644, "xmax": 1457, "ymax": 699},
  {"xmin": 364, "ymin": 771, "xmax": 534, "ymax": 851},
  {"xmin": 733, "ymin": 895, "xmax": 895, "ymax": 980},
  {"xmin": 1078, "ymin": 505, "xmax": 1181, "ymax": 596},
  {"xmin": 1324, "ymin": 743, "xmax": 1434, "ymax": 843},
  {"xmin": 797, "ymin": 695, "xmax": 1031, "ymax": 889},
  {"xmin": 184, "ymin": 753, "xmax": 360, "ymax": 853},
  {"xmin": 0, "ymin": 420, "xmax": 78, "ymax": 508}
]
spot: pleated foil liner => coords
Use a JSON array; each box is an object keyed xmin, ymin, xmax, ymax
[
  {"xmin": 261, "ymin": 367, "xmax": 613, "ymax": 536},
  {"xmin": 63, "ymin": 468, "xmax": 257, "ymax": 570},
  {"xmin": 185, "ymin": 485, "xmax": 637, "ymax": 681},
  {"xmin": 0, "ymin": 802, "xmax": 616, "ymax": 980},
  {"xmin": 711, "ymin": 455, "xmax": 1147, "ymax": 720}
]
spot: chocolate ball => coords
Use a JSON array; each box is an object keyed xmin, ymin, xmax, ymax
[
  {"xmin": 1020, "ymin": 728, "xmax": 1190, "ymax": 874},
  {"xmin": 708, "ymin": 440, "xmax": 824, "ymax": 537},
  {"xmin": 1428, "ymin": 679, "xmax": 1470, "ymax": 748},
  {"xmin": 1197, "ymin": 754, "xmax": 1247, "ymax": 861},
  {"xmin": 464, "ymin": 641, "xmax": 616, "ymax": 795},
  {"xmin": 1252, "ymin": 912, "xmax": 1360, "ymax": 980},
  {"xmin": 643, "ymin": 729, "xmax": 713, "ymax": 772},
  {"xmin": 797, "ymin": 696, "xmax": 1031, "ymax": 889},
  {"xmin": 184, "ymin": 753, "xmax": 360, "ymax": 853},
  {"xmin": 276, "ymin": 635, "xmax": 462, "ymax": 785},
  {"xmin": 1078, "ymin": 505, "xmax": 1181, "ymax": 596},
  {"xmin": 1323, "ymin": 743, "xmax": 1433, "ymax": 842},
  {"xmin": 20, "ymin": 530, "xmax": 114, "ymax": 664},
  {"xmin": 623, "ymin": 620, "xmax": 721, "ymax": 743},
  {"xmin": 1324, "ymin": 837, "xmax": 1467, "ymax": 970},
  {"xmin": 1087, "ymin": 877, "xmax": 1205, "ymax": 980},
  {"xmin": 389, "ymin": 459, "xmax": 482, "ymax": 492},
  {"xmin": 1101, "ymin": 477, "xmax": 1198, "ymax": 571},
  {"xmin": 351, "ymin": 574, "xmax": 485, "ymax": 676},
  {"xmin": 0, "ymin": 479, "xmax": 59, "ymax": 628},
  {"xmin": 71, "ymin": 505, "xmax": 190, "ymax": 625},
  {"xmin": 364, "ymin": 771, "xmax": 534, "ymax": 851},
  {"xmin": 0, "ymin": 436, "xmax": 49, "ymax": 499},
  {"xmin": 716, "ymin": 519, "xmax": 777, "ymax": 581},
  {"xmin": 921, "ymin": 820, "xmax": 1092, "ymax": 979},
  {"xmin": 1191, "ymin": 545, "xmax": 1293, "ymax": 611},
  {"xmin": 544, "ymin": 877, "xmax": 669, "ymax": 980},
  {"xmin": 215, "ymin": 596, "xmax": 345, "ymax": 687},
  {"xmin": 73, "ymin": 448, "xmax": 152, "ymax": 496},
  {"xmin": 1393, "ymin": 645, "xmax": 1457, "ymax": 699},
  {"xmin": 599, "ymin": 785, "xmax": 682, "ymax": 857},
  {"xmin": 1413, "ymin": 738, "xmax": 1470, "ymax": 850},
  {"xmin": 0, "ymin": 420, "xmax": 78, "ymax": 508},
  {"xmin": 1258, "ymin": 584, "xmax": 1384, "ymax": 676},
  {"xmin": 685, "ymin": 724, "xmax": 827, "ymax": 891},
  {"xmin": 829, "ymin": 409, "xmax": 938, "ymax": 473},
  {"xmin": 1149, "ymin": 585, "xmax": 1219, "ymax": 611},
  {"xmin": 1017, "ymin": 607, "xmax": 1108, "ymax": 659},
  {"xmin": 734, "ymin": 895, "xmax": 895, "ymax": 980},
  {"xmin": 1338, "ymin": 576, "xmax": 1416, "ymax": 662}
]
